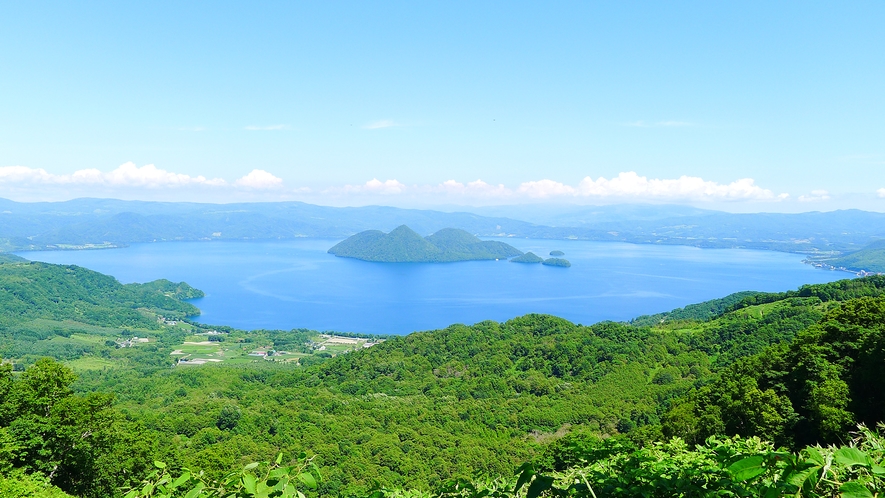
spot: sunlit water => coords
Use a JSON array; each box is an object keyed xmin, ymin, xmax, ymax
[{"xmin": 19, "ymin": 239, "xmax": 850, "ymax": 335}]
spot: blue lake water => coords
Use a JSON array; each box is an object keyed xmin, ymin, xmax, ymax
[{"xmin": 19, "ymin": 239, "xmax": 850, "ymax": 335}]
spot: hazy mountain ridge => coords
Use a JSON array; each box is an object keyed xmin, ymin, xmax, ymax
[{"xmin": 2, "ymin": 198, "xmax": 885, "ymax": 255}]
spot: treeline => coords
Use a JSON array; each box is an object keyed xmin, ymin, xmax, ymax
[
  {"xmin": 0, "ymin": 359, "xmax": 156, "ymax": 497},
  {"xmin": 828, "ymin": 239, "xmax": 885, "ymax": 273},
  {"xmin": 0, "ymin": 261, "xmax": 202, "ymax": 330},
  {"xmin": 629, "ymin": 290, "xmax": 762, "ymax": 326},
  {"xmin": 0, "ymin": 260, "xmax": 203, "ymax": 365},
  {"xmin": 664, "ymin": 296, "xmax": 885, "ymax": 449},
  {"xmin": 6, "ymin": 273, "xmax": 885, "ymax": 496}
]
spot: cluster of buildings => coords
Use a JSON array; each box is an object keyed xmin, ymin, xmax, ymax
[{"xmin": 115, "ymin": 336, "xmax": 149, "ymax": 348}]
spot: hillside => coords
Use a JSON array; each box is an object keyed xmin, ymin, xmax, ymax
[
  {"xmin": 0, "ymin": 259, "xmax": 204, "ymax": 363},
  {"xmin": 827, "ymin": 239, "xmax": 885, "ymax": 272},
  {"xmin": 69, "ymin": 277, "xmax": 885, "ymax": 494},
  {"xmin": 328, "ymin": 225, "xmax": 523, "ymax": 262},
  {"xmin": 0, "ymin": 198, "xmax": 538, "ymax": 251},
  {"xmin": 6, "ymin": 260, "xmax": 885, "ymax": 495}
]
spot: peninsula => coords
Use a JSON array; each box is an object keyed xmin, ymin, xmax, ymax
[
  {"xmin": 811, "ymin": 239, "xmax": 885, "ymax": 274},
  {"xmin": 328, "ymin": 225, "xmax": 523, "ymax": 263}
]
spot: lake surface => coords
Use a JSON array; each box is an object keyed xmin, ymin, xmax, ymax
[{"xmin": 19, "ymin": 239, "xmax": 850, "ymax": 335}]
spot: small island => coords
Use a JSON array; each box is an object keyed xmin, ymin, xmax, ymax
[
  {"xmin": 542, "ymin": 257, "xmax": 571, "ymax": 267},
  {"xmin": 328, "ymin": 225, "xmax": 524, "ymax": 263},
  {"xmin": 511, "ymin": 252, "xmax": 543, "ymax": 264},
  {"xmin": 549, "ymin": 250, "xmax": 565, "ymax": 256}
]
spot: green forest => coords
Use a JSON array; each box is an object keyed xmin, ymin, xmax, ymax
[
  {"xmin": 328, "ymin": 226, "xmax": 523, "ymax": 263},
  {"xmin": 828, "ymin": 239, "xmax": 885, "ymax": 273},
  {"xmin": 4, "ymin": 258, "xmax": 885, "ymax": 497}
]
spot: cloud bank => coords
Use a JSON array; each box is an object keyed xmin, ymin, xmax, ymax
[
  {"xmin": 0, "ymin": 163, "xmax": 281, "ymax": 190},
  {"xmin": 328, "ymin": 172, "xmax": 786, "ymax": 203},
  {"xmin": 798, "ymin": 190, "xmax": 831, "ymax": 202},
  {"xmin": 234, "ymin": 169, "xmax": 284, "ymax": 189},
  {"xmin": 3, "ymin": 165, "xmax": 854, "ymax": 208}
]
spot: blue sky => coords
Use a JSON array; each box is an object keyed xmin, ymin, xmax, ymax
[{"xmin": 1, "ymin": 1, "xmax": 883, "ymax": 211}]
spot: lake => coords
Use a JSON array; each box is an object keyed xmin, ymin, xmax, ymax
[{"xmin": 19, "ymin": 239, "xmax": 850, "ymax": 335}]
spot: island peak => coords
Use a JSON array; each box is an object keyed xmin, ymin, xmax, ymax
[{"xmin": 328, "ymin": 226, "xmax": 523, "ymax": 263}]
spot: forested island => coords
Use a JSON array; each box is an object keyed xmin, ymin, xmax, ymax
[
  {"xmin": 511, "ymin": 251, "xmax": 544, "ymax": 263},
  {"xmin": 542, "ymin": 257, "xmax": 571, "ymax": 267},
  {"xmin": 5, "ymin": 257, "xmax": 885, "ymax": 496},
  {"xmin": 328, "ymin": 225, "xmax": 523, "ymax": 263},
  {"xmin": 510, "ymin": 252, "xmax": 572, "ymax": 267}
]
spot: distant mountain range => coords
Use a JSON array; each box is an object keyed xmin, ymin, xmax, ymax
[
  {"xmin": 1, "ymin": 197, "xmax": 884, "ymax": 255},
  {"xmin": 328, "ymin": 226, "xmax": 523, "ymax": 263}
]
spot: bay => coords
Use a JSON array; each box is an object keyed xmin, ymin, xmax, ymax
[{"xmin": 19, "ymin": 239, "xmax": 849, "ymax": 335}]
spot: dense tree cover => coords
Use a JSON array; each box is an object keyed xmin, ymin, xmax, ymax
[
  {"xmin": 0, "ymin": 359, "xmax": 157, "ymax": 497},
  {"xmin": 510, "ymin": 252, "xmax": 543, "ymax": 264},
  {"xmin": 0, "ymin": 260, "xmax": 204, "ymax": 367},
  {"xmin": 328, "ymin": 226, "xmax": 522, "ymax": 263},
  {"xmin": 664, "ymin": 295, "xmax": 885, "ymax": 449},
  {"xmin": 828, "ymin": 239, "xmax": 885, "ymax": 273},
  {"xmin": 630, "ymin": 291, "xmax": 763, "ymax": 326},
  {"xmin": 0, "ymin": 253, "xmax": 27, "ymax": 263},
  {"xmin": 725, "ymin": 275, "xmax": 885, "ymax": 311},
  {"xmin": 123, "ymin": 425, "xmax": 885, "ymax": 497},
  {"xmin": 66, "ymin": 295, "xmax": 839, "ymax": 494},
  {"xmin": 8, "ymin": 267, "xmax": 885, "ymax": 495},
  {"xmin": 0, "ymin": 260, "xmax": 201, "ymax": 329},
  {"xmin": 540, "ymin": 258, "xmax": 570, "ymax": 268}
]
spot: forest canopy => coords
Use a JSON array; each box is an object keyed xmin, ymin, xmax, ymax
[
  {"xmin": 4, "ymin": 259, "xmax": 885, "ymax": 496},
  {"xmin": 328, "ymin": 226, "xmax": 523, "ymax": 263}
]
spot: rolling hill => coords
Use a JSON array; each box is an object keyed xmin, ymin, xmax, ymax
[{"xmin": 327, "ymin": 225, "xmax": 523, "ymax": 262}]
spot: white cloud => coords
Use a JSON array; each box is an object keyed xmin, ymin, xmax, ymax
[
  {"xmin": 234, "ymin": 169, "xmax": 284, "ymax": 189},
  {"xmin": 333, "ymin": 178, "xmax": 407, "ymax": 195},
  {"xmin": 798, "ymin": 189, "xmax": 831, "ymax": 202},
  {"xmin": 435, "ymin": 179, "xmax": 510, "ymax": 197},
  {"xmin": 103, "ymin": 163, "xmax": 223, "ymax": 187},
  {"xmin": 878, "ymin": 188, "xmax": 885, "ymax": 198},
  {"xmin": 363, "ymin": 120, "xmax": 399, "ymax": 130},
  {"xmin": 517, "ymin": 179, "xmax": 577, "ymax": 198},
  {"xmin": 574, "ymin": 172, "xmax": 784, "ymax": 201},
  {"xmin": 0, "ymin": 163, "xmax": 295, "ymax": 192},
  {"xmin": 0, "ymin": 163, "xmax": 227, "ymax": 188},
  {"xmin": 318, "ymin": 172, "xmax": 784, "ymax": 203},
  {"xmin": 0, "ymin": 165, "xmax": 56, "ymax": 183},
  {"xmin": 244, "ymin": 124, "xmax": 288, "ymax": 131},
  {"xmin": 0, "ymin": 165, "xmax": 796, "ymax": 206}
]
